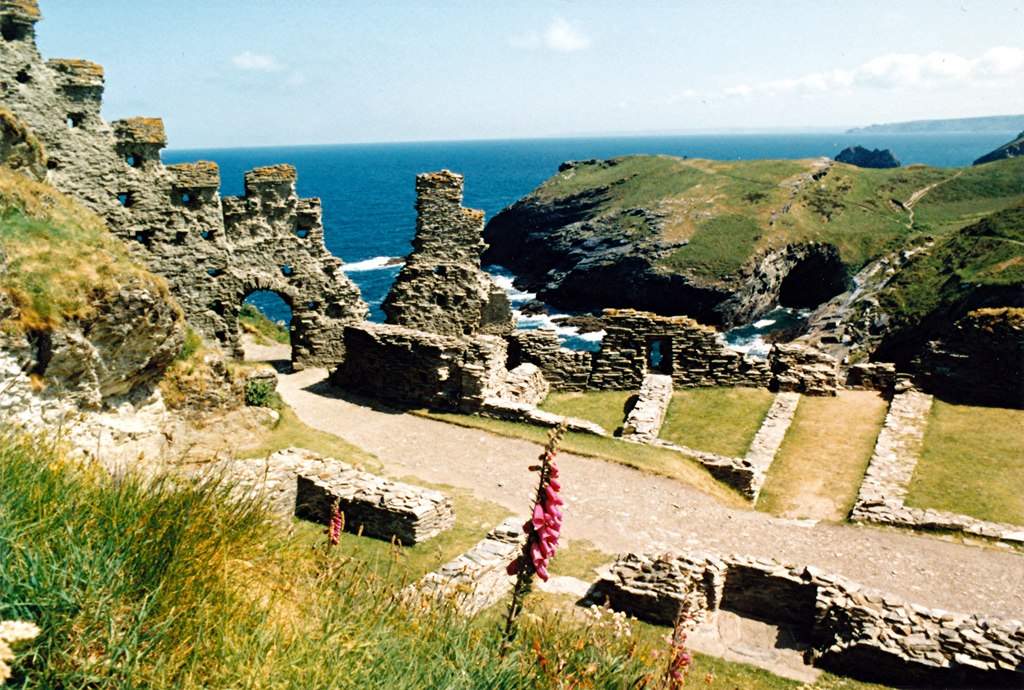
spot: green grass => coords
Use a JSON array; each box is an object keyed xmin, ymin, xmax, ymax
[
  {"xmin": 239, "ymin": 303, "xmax": 290, "ymax": 344},
  {"xmin": 757, "ymin": 392, "xmax": 888, "ymax": 520},
  {"xmin": 904, "ymin": 400, "xmax": 1024, "ymax": 525},
  {"xmin": 526, "ymin": 154, "xmax": 1024, "ymax": 286},
  {"xmin": 0, "ymin": 426, "xmax": 884, "ymax": 689},
  {"xmin": 422, "ymin": 411, "xmax": 749, "ymax": 509},
  {"xmin": 660, "ymin": 387, "xmax": 777, "ymax": 458},
  {"xmin": 0, "ymin": 168, "xmax": 167, "ymax": 332},
  {"xmin": 538, "ymin": 390, "xmax": 636, "ymax": 433}
]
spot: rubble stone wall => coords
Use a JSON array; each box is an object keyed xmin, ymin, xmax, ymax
[
  {"xmin": 506, "ymin": 329, "xmax": 593, "ymax": 392},
  {"xmin": 589, "ymin": 309, "xmax": 771, "ymax": 391},
  {"xmin": 382, "ymin": 171, "xmax": 513, "ymax": 338},
  {"xmin": 0, "ymin": 2, "xmax": 367, "ymax": 369},
  {"xmin": 595, "ymin": 551, "xmax": 1024, "ymax": 688}
]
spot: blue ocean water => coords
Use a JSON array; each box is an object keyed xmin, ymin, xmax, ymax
[{"xmin": 163, "ymin": 132, "xmax": 1014, "ymax": 347}]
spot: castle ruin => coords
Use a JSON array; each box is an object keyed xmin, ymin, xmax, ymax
[{"xmin": 0, "ymin": 0, "xmax": 367, "ymax": 369}]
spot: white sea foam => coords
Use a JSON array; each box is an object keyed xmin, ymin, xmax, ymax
[
  {"xmin": 753, "ymin": 318, "xmax": 776, "ymax": 329},
  {"xmin": 342, "ymin": 256, "xmax": 403, "ymax": 272}
]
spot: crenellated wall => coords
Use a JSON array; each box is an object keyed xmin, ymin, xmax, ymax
[{"xmin": 0, "ymin": 2, "xmax": 367, "ymax": 369}]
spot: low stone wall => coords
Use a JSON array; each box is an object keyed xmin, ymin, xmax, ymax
[
  {"xmin": 770, "ymin": 343, "xmax": 839, "ymax": 396},
  {"xmin": 411, "ymin": 517, "xmax": 524, "ymax": 615},
  {"xmin": 846, "ymin": 361, "xmax": 896, "ymax": 393},
  {"xmin": 851, "ymin": 390, "xmax": 1024, "ymax": 543},
  {"xmin": 507, "ymin": 329, "xmax": 593, "ymax": 392},
  {"xmin": 628, "ymin": 391, "xmax": 800, "ymax": 501},
  {"xmin": 225, "ymin": 447, "xmax": 455, "ymax": 545},
  {"xmin": 478, "ymin": 398, "xmax": 608, "ymax": 436},
  {"xmin": 594, "ymin": 551, "xmax": 1024, "ymax": 688},
  {"xmin": 620, "ymin": 374, "xmax": 673, "ymax": 441}
]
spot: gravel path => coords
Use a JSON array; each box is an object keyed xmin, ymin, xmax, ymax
[{"xmin": 275, "ymin": 365, "xmax": 1024, "ymax": 619}]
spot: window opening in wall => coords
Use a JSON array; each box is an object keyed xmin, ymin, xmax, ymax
[
  {"xmin": 647, "ymin": 338, "xmax": 672, "ymax": 374},
  {"xmin": 306, "ymin": 301, "xmax": 318, "ymax": 310},
  {"xmin": 133, "ymin": 230, "xmax": 153, "ymax": 247},
  {"xmin": 295, "ymin": 227, "xmax": 310, "ymax": 239},
  {"xmin": 126, "ymin": 154, "xmax": 142, "ymax": 168},
  {"xmin": 15, "ymin": 68, "xmax": 29, "ymax": 84},
  {"xmin": 173, "ymin": 231, "xmax": 188, "ymax": 245},
  {"xmin": 46, "ymin": 159, "xmax": 58, "ymax": 170},
  {"xmin": 1, "ymin": 20, "xmax": 26, "ymax": 42},
  {"xmin": 280, "ymin": 264, "xmax": 294, "ymax": 277},
  {"xmin": 210, "ymin": 301, "xmax": 226, "ymax": 316},
  {"xmin": 180, "ymin": 192, "xmax": 193, "ymax": 204},
  {"xmin": 200, "ymin": 229, "xmax": 212, "ymax": 240},
  {"xmin": 207, "ymin": 268, "xmax": 223, "ymax": 277},
  {"xmin": 67, "ymin": 113, "xmax": 83, "ymax": 128},
  {"xmin": 117, "ymin": 192, "xmax": 134, "ymax": 208}
]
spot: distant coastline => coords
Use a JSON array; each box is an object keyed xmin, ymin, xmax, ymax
[{"xmin": 847, "ymin": 114, "xmax": 1024, "ymax": 134}]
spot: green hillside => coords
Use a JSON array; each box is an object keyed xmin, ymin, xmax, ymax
[{"xmin": 534, "ymin": 155, "xmax": 1024, "ymax": 284}]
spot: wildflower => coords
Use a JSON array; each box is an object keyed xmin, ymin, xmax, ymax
[
  {"xmin": 323, "ymin": 499, "xmax": 343, "ymax": 546},
  {"xmin": 500, "ymin": 422, "xmax": 568, "ymax": 655}
]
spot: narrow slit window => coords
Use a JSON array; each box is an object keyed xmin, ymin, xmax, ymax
[{"xmin": 281, "ymin": 265, "xmax": 294, "ymax": 277}]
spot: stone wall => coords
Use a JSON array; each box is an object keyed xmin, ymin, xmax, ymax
[
  {"xmin": 225, "ymin": 447, "xmax": 455, "ymax": 545},
  {"xmin": 506, "ymin": 329, "xmax": 593, "ymax": 392},
  {"xmin": 620, "ymin": 374, "xmax": 672, "ymax": 441},
  {"xmin": 852, "ymin": 389, "xmax": 1024, "ymax": 543},
  {"xmin": 769, "ymin": 342, "xmax": 839, "ymax": 396},
  {"xmin": 411, "ymin": 517, "xmax": 524, "ymax": 615},
  {"xmin": 0, "ymin": 2, "xmax": 367, "ymax": 369},
  {"xmin": 382, "ymin": 171, "xmax": 513, "ymax": 338},
  {"xmin": 595, "ymin": 551, "xmax": 1024, "ymax": 688},
  {"xmin": 590, "ymin": 309, "xmax": 771, "ymax": 391}
]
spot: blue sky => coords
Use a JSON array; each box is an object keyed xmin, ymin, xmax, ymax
[{"xmin": 34, "ymin": 1, "xmax": 1024, "ymax": 149}]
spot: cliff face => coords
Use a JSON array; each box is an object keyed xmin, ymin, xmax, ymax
[
  {"xmin": 974, "ymin": 131, "xmax": 1024, "ymax": 165},
  {"xmin": 483, "ymin": 154, "xmax": 1024, "ymax": 330}
]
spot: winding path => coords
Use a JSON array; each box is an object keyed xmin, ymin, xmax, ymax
[{"xmin": 272, "ymin": 363, "xmax": 1024, "ymax": 620}]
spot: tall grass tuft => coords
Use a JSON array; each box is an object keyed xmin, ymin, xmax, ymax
[{"xmin": 0, "ymin": 428, "xmax": 662, "ymax": 689}]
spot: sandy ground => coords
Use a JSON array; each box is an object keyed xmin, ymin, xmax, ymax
[{"xmin": 262, "ymin": 365, "xmax": 1023, "ymax": 621}]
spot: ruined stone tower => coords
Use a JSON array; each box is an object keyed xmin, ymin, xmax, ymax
[
  {"xmin": 0, "ymin": 0, "xmax": 367, "ymax": 368},
  {"xmin": 382, "ymin": 171, "xmax": 513, "ymax": 337}
]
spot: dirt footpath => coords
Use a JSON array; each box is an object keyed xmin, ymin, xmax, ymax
[{"xmin": 275, "ymin": 365, "xmax": 1024, "ymax": 620}]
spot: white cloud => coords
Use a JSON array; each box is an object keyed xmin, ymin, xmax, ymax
[
  {"xmin": 544, "ymin": 18, "xmax": 591, "ymax": 53},
  {"xmin": 231, "ymin": 51, "xmax": 285, "ymax": 73},
  {"xmin": 510, "ymin": 18, "xmax": 592, "ymax": 53},
  {"xmin": 723, "ymin": 46, "xmax": 1024, "ymax": 98}
]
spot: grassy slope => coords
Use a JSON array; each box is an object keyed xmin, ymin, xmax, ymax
[
  {"xmin": 904, "ymin": 400, "xmax": 1024, "ymax": 525},
  {"xmin": 0, "ymin": 168, "xmax": 162, "ymax": 332},
  {"xmin": 531, "ymin": 155, "xmax": 1024, "ymax": 285},
  {"xmin": 0, "ymin": 428, "xmax": 893, "ymax": 689},
  {"xmin": 539, "ymin": 389, "xmax": 636, "ymax": 433},
  {"xmin": 878, "ymin": 200, "xmax": 1024, "ymax": 325}
]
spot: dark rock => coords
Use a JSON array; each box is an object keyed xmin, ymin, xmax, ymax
[
  {"xmin": 835, "ymin": 146, "xmax": 901, "ymax": 168},
  {"xmin": 973, "ymin": 131, "xmax": 1024, "ymax": 165},
  {"xmin": 550, "ymin": 314, "xmax": 604, "ymax": 334},
  {"xmin": 518, "ymin": 300, "xmax": 548, "ymax": 317}
]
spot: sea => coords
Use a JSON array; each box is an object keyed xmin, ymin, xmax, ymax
[{"xmin": 164, "ymin": 131, "xmax": 1014, "ymax": 354}]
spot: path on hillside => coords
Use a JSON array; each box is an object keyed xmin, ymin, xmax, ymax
[{"xmin": 269, "ymin": 362, "xmax": 1024, "ymax": 619}]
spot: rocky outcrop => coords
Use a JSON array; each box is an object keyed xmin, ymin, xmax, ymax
[
  {"xmin": 835, "ymin": 146, "xmax": 900, "ymax": 168},
  {"xmin": 913, "ymin": 308, "xmax": 1024, "ymax": 408},
  {"xmin": 0, "ymin": 2, "xmax": 367, "ymax": 369},
  {"xmin": 383, "ymin": 171, "xmax": 512, "ymax": 338},
  {"xmin": 974, "ymin": 131, "xmax": 1024, "ymax": 165},
  {"xmin": 0, "ymin": 106, "xmax": 44, "ymax": 180}
]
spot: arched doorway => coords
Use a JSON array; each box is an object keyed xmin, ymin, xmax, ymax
[{"xmin": 239, "ymin": 290, "xmax": 293, "ymax": 369}]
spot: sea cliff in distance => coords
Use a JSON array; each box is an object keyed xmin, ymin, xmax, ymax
[{"xmin": 847, "ymin": 114, "xmax": 1024, "ymax": 134}]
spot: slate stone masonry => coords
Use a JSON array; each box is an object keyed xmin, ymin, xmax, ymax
[{"xmin": 0, "ymin": 3, "xmax": 368, "ymax": 369}]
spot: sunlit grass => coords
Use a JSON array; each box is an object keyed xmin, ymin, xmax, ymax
[
  {"xmin": 659, "ymin": 387, "xmax": 776, "ymax": 458},
  {"xmin": 758, "ymin": 392, "xmax": 888, "ymax": 520},
  {"xmin": 904, "ymin": 400, "xmax": 1024, "ymax": 525},
  {"xmin": 539, "ymin": 390, "xmax": 636, "ymax": 433}
]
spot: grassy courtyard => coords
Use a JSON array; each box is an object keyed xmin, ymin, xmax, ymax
[
  {"xmin": 904, "ymin": 400, "xmax": 1024, "ymax": 526},
  {"xmin": 659, "ymin": 387, "xmax": 777, "ymax": 457}
]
